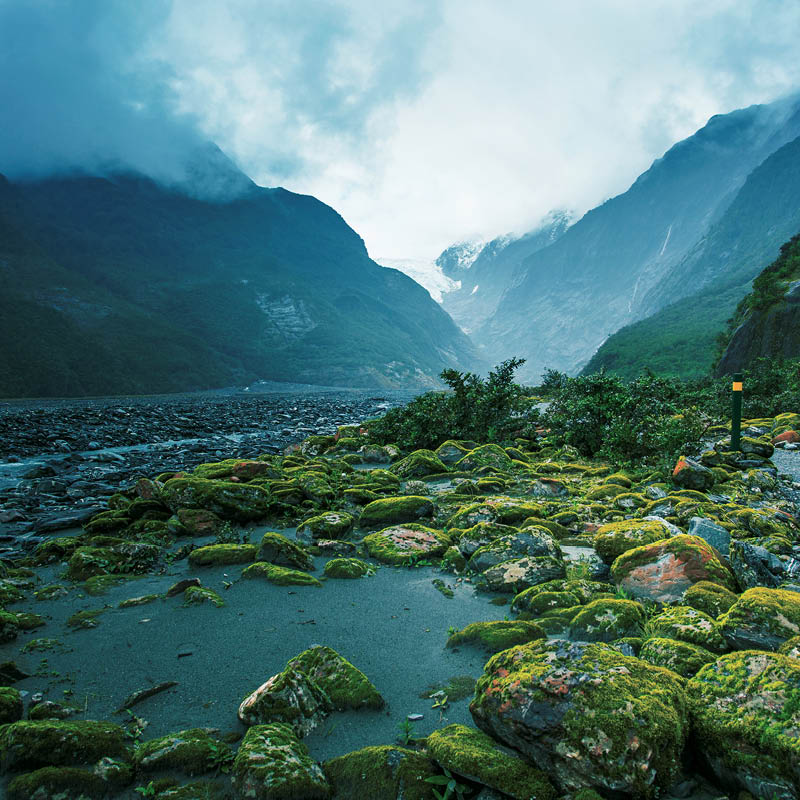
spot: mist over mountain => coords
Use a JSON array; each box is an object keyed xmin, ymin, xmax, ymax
[
  {"xmin": 467, "ymin": 93, "xmax": 800, "ymax": 383},
  {"xmin": 0, "ymin": 156, "xmax": 480, "ymax": 397}
]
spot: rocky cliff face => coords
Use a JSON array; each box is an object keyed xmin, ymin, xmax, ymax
[{"xmin": 716, "ymin": 234, "xmax": 800, "ymax": 374}]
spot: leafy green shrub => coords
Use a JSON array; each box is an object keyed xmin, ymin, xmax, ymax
[{"xmin": 369, "ymin": 358, "xmax": 535, "ymax": 450}]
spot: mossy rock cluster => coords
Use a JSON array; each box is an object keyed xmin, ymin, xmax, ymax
[{"xmin": 446, "ymin": 620, "xmax": 546, "ymax": 653}]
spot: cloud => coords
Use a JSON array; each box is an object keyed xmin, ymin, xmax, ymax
[{"xmin": 2, "ymin": 0, "xmax": 799, "ymax": 255}]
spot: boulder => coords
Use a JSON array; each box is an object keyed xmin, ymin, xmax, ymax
[
  {"xmin": 363, "ymin": 524, "xmax": 450, "ymax": 565},
  {"xmin": 187, "ymin": 544, "xmax": 257, "ymax": 567},
  {"xmin": 470, "ymin": 640, "xmax": 688, "ymax": 796},
  {"xmin": 671, "ymin": 457, "xmax": 714, "ymax": 491},
  {"xmin": 688, "ymin": 651, "xmax": 800, "ymax": 799},
  {"xmin": 170, "ymin": 508, "xmax": 224, "ymax": 537},
  {"xmin": 446, "ymin": 621, "xmax": 546, "ymax": 653},
  {"xmin": 296, "ymin": 512, "xmax": 355, "ymax": 544},
  {"xmin": 427, "ymin": 724, "xmax": 556, "ymax": 800},
  {"xmin": 161, "ymin": 477, "xmax": 270, "ymax": 521},
  {"xmin": 638, "ymin": 638, "xmax": 717, "ymax": 678},
  {"xmin": 389, "ymin": 450, "xmax": 447, "ymax": 479},
  {"xmin": 134, "ymin": 728, "xmax": 232, "ymax": 775},
  {"xmin": 358, "ymin": 497, "xmax": 434, "ymax": 529},
  {"xmin": 687, "ymin": 517, "xmax": 731, "ymax": 557},
  {"xmin": 455, "ymin": 444, "xmax": 513, "ymax": 472},
  {"xmin": 647, "ymin": 605, "xmax": 727, "ymax": 653},
  {"xmin": 480, "ymin": 555, "xmax": 565, "ymax": 594},
  {"xmin": 468, "ymin": 528, "xmax": 559, "ymax": 573},
  {"xmin": 257, "ymin": 533, "xmax": 313, "ymax": 571},
  {"xmin": 241, "ymin": 563, "xmax": 322, "ymax": 587},
  {"xmin": 232, "ymin": 723, "xmax": 330, "ymax": 800},
  {"xmin": 611, "ymin": 534, "xmax": 736, "ymax": 603},
  {"xmin": 729, "ymin": 539, "xmax": 784, "ymax": 589},
  {"xmin": 456, "ymin": 522, "xmax": 518, "ymax": 558},
  {"xmin": 683, "ymin": 580, "xmax": 738, "ymax": 618},
  {"xmin": 593, "ymin": 519, "xmax": 675, "ymax": 564},
  {"xmin": 719, "ymin": 587, "xmax": 800, "ymax": 651},
  {"xmin": 323, "ymin": 745, "xmax": 438, "ymax": 800},
  {"xmin": 323, "ymin": 558, "xmax": 373, "ymax": 579},
  {"xmin": 568, "ymin": 599, "xmax": 645, "ymax": 642}
]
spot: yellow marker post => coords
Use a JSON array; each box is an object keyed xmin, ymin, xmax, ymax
[{"xmin": 731, "ymin": 372, "xmax": 743, "ymax": 451}]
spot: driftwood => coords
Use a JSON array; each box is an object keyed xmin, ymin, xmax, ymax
[{"xmin": 117, "ymin": 680, "xmax": 178, "ymax": 711}]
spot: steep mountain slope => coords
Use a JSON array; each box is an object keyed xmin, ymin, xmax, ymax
[
  {"xmin": 438, "ymin": 211, "xmax": 573, "ymax": 333},
  {"xmin": 582, "ymin": 133, "xmax": 800, "ymax": 379},
  {"xmin": 0, "ymin": 167, "xmax": 479, "ymax": 397},
  {"xmin": 715, "ymin": 234, "xmax": 800, "ymax": 374},
  {"xmin": 475, "ymin": 94, "xmax": 800, "ymax": 383}
]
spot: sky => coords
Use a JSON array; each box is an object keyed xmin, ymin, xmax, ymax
[{"xmin": 2, "ymin": 0, "xmax": 800, "ymax": 262}]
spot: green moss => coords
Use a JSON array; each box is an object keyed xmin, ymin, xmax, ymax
[
  {"xmin": 363, "ymin": 524, "xmax": 450, "ymax": 566},
  {"xmin": 611, "ymin": 534, "xmax": 737, "ymax": 596},
  {"xmin": 232, "ymin": 723, "xmax": 330, "ymax": 799},
  {"xmin": 454, "ymin": 444, "xmax": 513, "ymax": 472},
  {"xmin": 297, "ymin": 513, "xmax": 355, "ymax": 543},
  {"xmin": 187, "ymin": 543, "xmax": 257, "ymax": 567},
  {"xmin": 511, "ymin": 589, "xmax": 581, "ymax": 616},
  {"xmin": 83, "ymin": 510, "xmax": 130, "ymax": 535},
  {"xmin": 82, "ymin": 574, "xmax": 131, "ymax": 596},
  {"xmin": 0, "ymin": 687, "xmax": 22, "ymax": 724},
  {"xmin": 447, "ymin": 498, "xmax": 544, "ymax": 528},
  {"xmin": 323, "ymin": 745, "xmax": 437, "ymax": 800},
  {"xmin": 323, "ymin": 558, "xmax": 373, "ymax": 579},
  {"xmin": 778, "ymin": 636, "xmax": 800, "ymax": 659},
  {"xmin": 66, "ymin": 547, "xmax": 126, "ymax": 582},
  {"xmin": 21, "ymin": 638, "xmax": 63, "ymax": 653},
  {"xmin": 639, "ymin": 637, "xmax": 717, "ymax": 677},
  {"xmin": 286, "ymin": 646, "xmax": 383, "ymax": 711},
  {"xmin": 431, "ymin": 578, "xmax": 454, "ymax": 598},
  {"xmin": 647, "ymin": 606, "xmax": 728, "ymax": 653},
  {"xmin": 683, "ymin": 580, "xmax": 738, "ymax": 618},
  {"xmin": 569, "ymin": 599, "xmax": 646, "ymax": 642},
  {"xmin": 154, "ymin": 779, "xmax": 229, "ymax": 799},
  {"xmin": 471, "ymin": 640, "xmax": 688, "ymax": 797},
  {"xmin": 427, "ymin": 724, "xmax": 556, "ymax": 800},
  {"xmin": 446, "ymin": 620, "xmax": 546, "ymax": 653},
  {"xmin": 182, "ymin": 587, "xmax": 225, "ymax": 608},
  {"xmin": 119, "ymin": 594, "xmax": 161, "ymax": 608},
  {"xmin": 135, "ymin": 728, "xmax": 233, "ymax": 775},
  {"xmin": 34, "ymin": 584, "xmax": 71, "ymax": 601},
  {"xmin": 359, "ymin": 496, "xmax": 434, "ymax": 528},
  {"xmin": 66, "ymin": 609, "xmax": 107, "ymax": 629},
  {"xmin": 13, "ymin": 612, "xmax": 45, "ymax": 631},
  {"xmin": 719, "ymin": 587, "xmax": 800, "ymax": 651},
  {"xmin": 161, "ymin": 477, "xmax": 271, "ymax": 522},
  {"xmin": 257, "ymin": 533, "xmax": 313, "ymax": 570},
  {"xmin": 241, "ymin": 562, "xmax": 323, "ymax": 587},
  {"xmin": 687, "ymin": 651, "xmax": 800, "ymax": 796},
  {"xmin": 390, "ymin": 449, "xmax": 448, "ymax": 479},
  {"xmin": 593, "ymin": 519, "xmax": 672, "ymax": 563},
  {"xmin": 7, "ymin": 766, "xmax": 109, "ymax": 799},
  {"xmin": 511, "ymin": 579, "xmax": 612, "ymax": 615},
  {"xmin": 0, "ymin": 720, "xmax": 129, "ymax": 770},
  {"xmin": 585, "ymin": 483, "xmax": 628, "ymax": 500}
]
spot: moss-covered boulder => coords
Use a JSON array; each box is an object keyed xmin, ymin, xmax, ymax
[
  {"xmin": 593, "ymin": 519, "xmax": 675, "ymax": 564},
  {"xmin": 468, "ymin": 528, "xmax": 559, "ymax": 573},
  {"xmin": 455, "ymin": 522, "xmax": 518, "ymax": 558},
  {"xmin": 672, "ymin": 456, "xmax": 715, "ymax": 491},
  {"xmin": 779, "ymin": 635, "xmax": 800, "ymax": 659},
  {"xmin": 389, "ymin": 450, "xmax": 447, "ymax": 479},
  {"xmin": 470, "ymin": 640, "xmax": 688, "ymax": 796},
  {"xmin": 0, "ymin": 610, "xmax": 19, "ymax": 643},
  {"xmin": 687, "ymin": 651, "xmax": 800, "ymax": 799},
  {"xmin": 323, "ymin": 745, "xmax": 438, "ymax": 800},
  {"xmin": 719, "ymin": 587, "xmax": 800, "ymax": 651},
  {"xmin": 286, "ymin": 646, "xmax": 383, "ymax": 711},
  {"xmin": 257, "ymin": 533, "xmax": 314, "ymax": 571},
  {"xmin": 241, "ymin": 562, "xmax": 323, "ymax": 587},
  {"xmin": 435, "ymin": 440, "xmax": 470, "ymax": 465},
  {"xmin": 611, "ymin": 534, "xmax": 736, "ymax": 603},
  {"xmin": 446, "ymin": 621, "xmax": 546, "ymax": 653},
  {"xmin": 480, "ymin": 555, "xmax": 565, "ymax": 594},
  {"xmin": 447, "ymin": 498, "xmax": 543, "ymax": 528},
  {"xmin": 683, "ymin": 580, "xmax": 737, "ymax": 618},
  {"xmin": 323, "ymin": 558, "xmax": 373, "ymax": 579},
  {"xmin": 455, "ymin": 444, "xmax": 513, "ymax": 472},
  {"xmin": 7, "ymin": 766, "xmax": 109, "ymax": 799},
  {"xmin": 187, "ymin": 543, "xmax": 257, "ymax": 567},
  {"xmin": 65, "ymin": 547, "xmax": 127, "ymax": 581},
  {"xmin": 512, "ymin": 589, "xmax": 581, "ymax": 618},
  {"xmin": 359, "ymin": 497, "xmax": 434, "ymax": 529},
  {"xmin": 639, "ymin": 637, "xmax": 717, "ymax": 677},
  {"xmin": 647, "ymin": 605, "xmax": 728, "ymax": 653},
  {"xmin": 169, "ymin": 508, "xmax": 224, "ymax": 537},
  {"xmin": 427, "ymin": 724, "xmax": 556, "ymax": 800},
  {"xmin": 134, "ymin": 728, "xmax": 232, "ymax": 775},
  {"xmin": 296, "ymin": 512, "xmax": 355, "ymax": 544},
  {"xmin": 0, "ymin": 719, "xmax": 129, "ymax": 770},
  {"xmin": 193, "ymin": 458, "xmax": 279, "ymax": 481},
  {"xmin": 161, "ymin": 477, "xmax": 270, "ymax": 521},
  {"xmin": 568, "ymin": 599, "xmax": 645, "ymax": 642},
  {"xmin": 232, "ymin": 723, "xmax": 330, "ymax": 799},
  {"xmin": 183, "ymin": 586, "xmax": 225, "ymax": 607},
  {"xmin": 0, "ymin": 687, "xmax": 22, "ymax": 723},
  {"xmin": 238, "ymin": 667, "xmax": 333, "ymax": 736},
  {"xmin": 363, "ymin": 524, "xmax": 450, "ymax": 565}
]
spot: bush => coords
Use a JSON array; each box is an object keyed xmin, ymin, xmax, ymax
[{"xmin": 368, "ymin": 358, "xmax": 535, "ymax": 450}]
